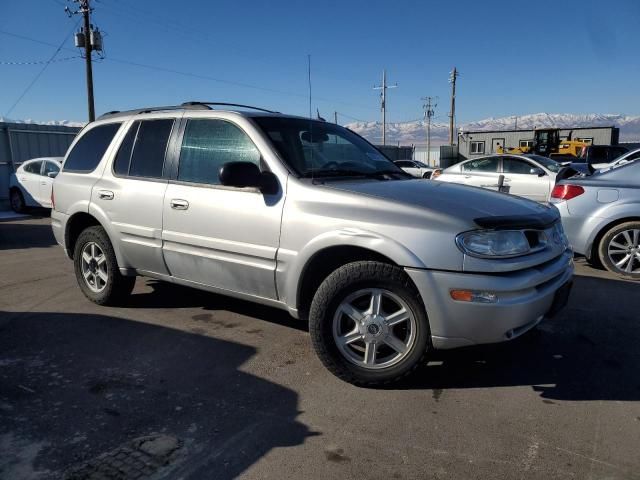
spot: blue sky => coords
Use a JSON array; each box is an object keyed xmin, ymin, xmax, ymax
[{"xmin": 1, "ymin": 0, "xmax": 639, "ymax": 124}]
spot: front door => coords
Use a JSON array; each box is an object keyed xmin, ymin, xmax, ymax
[
  {"xmin": 162, "ymin": 117, "xmax": 284, "ymax": 300},
  {"xmin": 501, "ymin": 156, "xmax": 550, "ymax": 202},
  {"xmin": 39, "ymin": 161, "xmax": 60, "ymax": 207}
]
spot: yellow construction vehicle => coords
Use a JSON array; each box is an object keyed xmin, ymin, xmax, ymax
[{"xmin": 496, "ymin": 128, "xmax": 588, "ymax": 158}]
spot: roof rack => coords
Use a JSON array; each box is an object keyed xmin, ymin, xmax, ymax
[
  {"xmin": 98, "ymin": 103, "xmax": 211, "ymax": 120},
  {"xmin": 181, "ymin": 101, "xmax": 279, "ymax": 114}
]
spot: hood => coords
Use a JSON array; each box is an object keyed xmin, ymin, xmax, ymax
[{"xmin": 324, "ymin": 179, "xmax": 557, "ymax": 229}]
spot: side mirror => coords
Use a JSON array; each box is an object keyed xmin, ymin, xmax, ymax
[
  {"xmin": 219, "ymin": 161, "xmax": 279, "ymax": 195},
  {"xmin": 530, "ymin": 167, "xmax": 545, "ymax": 177},
  {"xmin": 47, "ymin": 171, "xmax": 59, "ymax": 178}
]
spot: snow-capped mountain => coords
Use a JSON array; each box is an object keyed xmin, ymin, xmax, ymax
[
  {"xmin": 0, "ymin": 117, "xmax": 85, "ymax": 127},
  {"xmin": 346, "ymin": 113, "xmax": 640, "ymax": 145}
]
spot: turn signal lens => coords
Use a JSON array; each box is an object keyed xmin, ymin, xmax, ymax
[
  {"xmin": 550, "ymin": 184, "xmax": 584, "ymax": 202},
  {"xmin": 450, "ymin": 289, "xmax": 497, "ymax": 303}
]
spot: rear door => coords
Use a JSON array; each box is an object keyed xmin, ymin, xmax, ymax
[
  {"xmin": 19, "ymin": 161, "xmax": 43, "ymax": 205},
  {"xmin": 161, "ymin": 117, "xmax": 284, "ymax": 299},
  {"xmin": 460, "ymin": 156, "xmax": 501, "ymax": 190},
  {"xmin": 501, "ymin": 156, "xmax": 550, "ymax": 202},
  {"xmin": 39, "ymin": 161, "xmax": 60, "ymax": 207},
  {"xmin": 91, "ymin": 116, "xmax": 178, "ymax": 275}
]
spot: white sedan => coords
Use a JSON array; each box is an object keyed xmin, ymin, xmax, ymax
[
  {"xmin": 393, "ymin": 160, "xmax": 435, "ymax": 179},
  {"xmin": 9, "ymin": 157, "xmax": 63, "ymax": 212},
  {"xmin": 433, "ymin": 154, "xmax": 561, "ymax": 202}
]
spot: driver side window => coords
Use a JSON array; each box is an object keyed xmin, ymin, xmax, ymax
[
  {"xmin": 178, "ymin": 119, "xmax": 260, "ymax": 185},
  {"xmin": 503, "ymin": 157, "xmax": 536, "ymax": 174}
]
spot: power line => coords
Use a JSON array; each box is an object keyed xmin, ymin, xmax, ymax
[
  {"xmin": 4, "ymin": 21, "xmax": 80, "ymax": 118},
  {"xmin": 0, "ymin": 56, "xmax": 79, "ymax": 65}
]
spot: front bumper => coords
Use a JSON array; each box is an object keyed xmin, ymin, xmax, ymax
[{"xmin": 405, "ymin": 249, "xmax": 574, "ymax": 349}]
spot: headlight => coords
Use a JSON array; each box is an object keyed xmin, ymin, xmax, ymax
[{"xmin": 456, "ymin": 230, "xmax": 531, "ymax": 258}]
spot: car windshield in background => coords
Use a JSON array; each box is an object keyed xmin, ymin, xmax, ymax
[
  {"xmin": 528, "ymin": 155, "xmax": 561, "ymax": 173},
  {"xmin": 253, "ymin": 117, "xmax": 405, "ymax": 178}
]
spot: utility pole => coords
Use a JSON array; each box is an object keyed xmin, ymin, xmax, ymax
[
  {"xmin": 373, "ymin": 69, "xmax": 397, "ymax": 146},
  {"xmin": 66, "ymin": 0, "xmax": 102, "ymax": 122},
  {"xmin": 448, "ymin": 67, "xmax": 459, "ymax": 146},
  {"xmin": 514, "ymin": 115, "xmax": 518, "ymax": 131},
  {"xmin": 421, "ymin": 96, "xmax": 437, "ymax": 165},
  {"xmin": 334, "ymin": 111, "xmax": 338, "ymax": 124}
]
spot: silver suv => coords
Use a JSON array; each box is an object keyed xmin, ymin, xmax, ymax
[{"xmin": 51, "ymin": 102, "xmax": 573, "ymax": 386}]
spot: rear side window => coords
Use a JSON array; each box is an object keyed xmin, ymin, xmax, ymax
[
  {"xmin": 462, "ymin": 157, "xmax": 499, "ymax": 172},
  {"xmin": 64, "ymin": 123, "xmax": 121, "ymax": 173},
  {"xmin": 129, "ymin": 119, "xmax": 174, "ymax": 178},
  {"xmin": 177, "ymin": 119, "xmax": 260, "ymax": 185},
  {"xmin": 43, "ymin": 161, "xmax": 60, "ymax": 176},
  {"xmin": 23, "ymin": 161, "xmax": 43, "ymax": 174}
]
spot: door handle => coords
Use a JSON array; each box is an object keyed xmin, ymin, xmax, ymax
[
  {"xmin": 170, "ymin": 199, "xmax": 189, "ymax": 210},
  {"xmin": 98, "ymin": 190, "xmax": 114, "ymax": 200},
  {"xmin": 40, "ymin": 181, "xmax": 48, "ymax": 186},
  {"xmin": 464, "ymin": 175, "xmax": 472, "ymax": 179}
]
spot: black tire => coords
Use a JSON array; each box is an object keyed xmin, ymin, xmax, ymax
[
  {"xmin": 73, "ymin": 226, "xmax": 136, "ymax": 305},
  {"xmin": 422, "ymin": 172, "xmax": 432, "ymax": 179},
  {"xmin": 10, "ymin": 188, "xmax": 26, "ymax": 213},
  {"xmin": 309, "ymin": 261, "xmax": 430, "ymax": 386},
  {"xmin": 598, "ymin": 221, "xmax": 640, "ymax": 280}
]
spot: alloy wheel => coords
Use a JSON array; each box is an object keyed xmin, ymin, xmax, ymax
[
  {"xmin": 332, "ymin": 288, "xmax": 417, "ymax": 370},
  {"xmin": 81, "ymin": 242, "xmax": 109, "ymax": 292},
  {"xmin": 607, "ymin": 229, "xmax": 640, "ymax": 274}
]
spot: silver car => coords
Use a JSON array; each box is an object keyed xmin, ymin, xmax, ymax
[
  {"xmin": 51, "ymin": 102, "xmax": 573, "ymax": 386},
  {"xmin": 434, "ymin": 154, "xmax": 562, "ymax": 202},
  {"xmin": 393, "ymin": 160, "xmax": 435, "ymax": 179},
  {"xmin": 551, "ymin": 160, "xmax": 640, "ymax": 279}
]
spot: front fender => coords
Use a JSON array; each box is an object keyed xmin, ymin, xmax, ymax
[{"xmin": 278, "ymin": 227, "xmax": 426, "ymax": 314}]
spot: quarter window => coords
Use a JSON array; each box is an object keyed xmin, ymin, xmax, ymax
[
  {"xmin": 470, "ymin": 141, "xmax": 485, "ymax": 154},
  {"xmin": 64, "ymin": 123, "xmax": 121, "ymax": 173},
  {"xmin": 462, "ymin": 157, "xmax": 499, "ymax": 172},
  {"xmin": 178, "ymin": 119, "xmax": 260, "ymax": 185},
  {"xmin": 113, "ymin": 122, "xmax": 139, "ymax": 176},
  {"xmin": 127, "ymin": 119, "xmax": 174, "ymax": 178}
]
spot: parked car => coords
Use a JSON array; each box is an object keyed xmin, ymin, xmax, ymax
[
  {"xmin": 51, "ymin": 102, "xmax": 573, "ymax": 386},
  {"xmin": 9, "ymin": 157, "xmax": 62, "ymax": 212},
  {"xmin": 394, "ymin": 160, "xmax": 435, "ymax": 179},
  {"xmin": 433, "ymin": 154, "xmax": 562, "ymax": 202},
  {"xmin": 551, "ymin": 160, "xmax": 640, "ymax": 279},
  {"xmin": 590, "ymin": 147, "xmax": 640, "ymax": 171},
  {"xmin": 574, "ymin": 145, "xmax": 629, "ymax": 168}
]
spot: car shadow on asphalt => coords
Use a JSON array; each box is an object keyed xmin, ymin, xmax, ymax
[
  {"xmin": 125, "ymin": 280, "xmax": 309, "ymax": 332},
  {"xmin": 0, "ymin": 310, "xmax": 316, "ymax": 479},
  {"xmin": 393, "ymin": 273, "xmax": 640, "ymax": 402}
]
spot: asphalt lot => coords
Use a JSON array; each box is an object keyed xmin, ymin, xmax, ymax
[{"xmin": 1, "ymin": 214, "xmax": 639, "ymax": 480}]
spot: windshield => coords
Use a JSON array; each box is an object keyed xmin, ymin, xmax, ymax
[
  {"xmin": 253, "ymin": 117, "xmax": 405, "ymax": 178},
  {"xmin": 528, "ymin": 155, "xmax": 562, "ymax": 173}
]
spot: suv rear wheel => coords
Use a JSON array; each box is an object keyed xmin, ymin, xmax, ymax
[
  {"xmin": 309, "ymin": 261, "xmax": 430, "ymax": 386},
  {"xmin": 73, "ymin": 226, "xmax": 136, "ymax": 305},
  {"xmin": 598, "ymin": 221, "xmax": 640, "ymax": 279}
]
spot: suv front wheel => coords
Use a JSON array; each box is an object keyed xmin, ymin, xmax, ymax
[
  {"xmin": 73, "ymin": 226, "xmax": 136, "ymax": 305},
  {"xmin": 309, "ymin": 261, "xmax": 430, "ymax": 386}
]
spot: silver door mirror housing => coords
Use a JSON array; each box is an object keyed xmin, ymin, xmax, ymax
[{"xmin": 530, "ymin": 167, "xmax": 545, "ymax": 177}]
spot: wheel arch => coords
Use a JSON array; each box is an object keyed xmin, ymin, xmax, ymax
[
  {"xmin": 589, "ymin": 216, "xmax": 640, "ymax": 262},
  {"xmin": 65, "ymin": 211, "xmax": 126, "ymax": 268}
]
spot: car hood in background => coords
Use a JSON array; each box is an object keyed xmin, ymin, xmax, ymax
[{"xmin": 325, "ymin": 179, "xmax": 557, "ymax": 229}]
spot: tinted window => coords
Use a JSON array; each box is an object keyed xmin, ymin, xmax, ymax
[
  {"xmin": 178, "ymin": 119, "xmax": 260, "ymax": 185},
  {"xmin": 609, "ymin": 147, "xmax": 628, "ymax": 161},
  {"xmin": 43, "ymin": 161, "xmax": 60, "ymax": 176},
  {"xmin": 64, "ymin": 123, "xmax": 121, "ymax": 173},
  {"xmin": 128, "ymin": 119, "xmax": 174, "ymax": 178},
  {"xmin": 23, "ymin": 161, "xmax": 43, "ymax": 174},
  {"xmin": 395, "ymin": 161, "xmax": 413, "ymax": 168},
  {"xmin": 503, "ymin": 157, "xmax": 536, "ymax": 174},
  {"xmin": 113, "ymin": 122, "xmax": 139, "ymax": 176},
  {"xmin": 462, "ymin": 157, "xmax": 499, "ymax": 172},
  {"xmin": 588, "ymin": 147, "xmax": 607, "ymax": 164}
]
